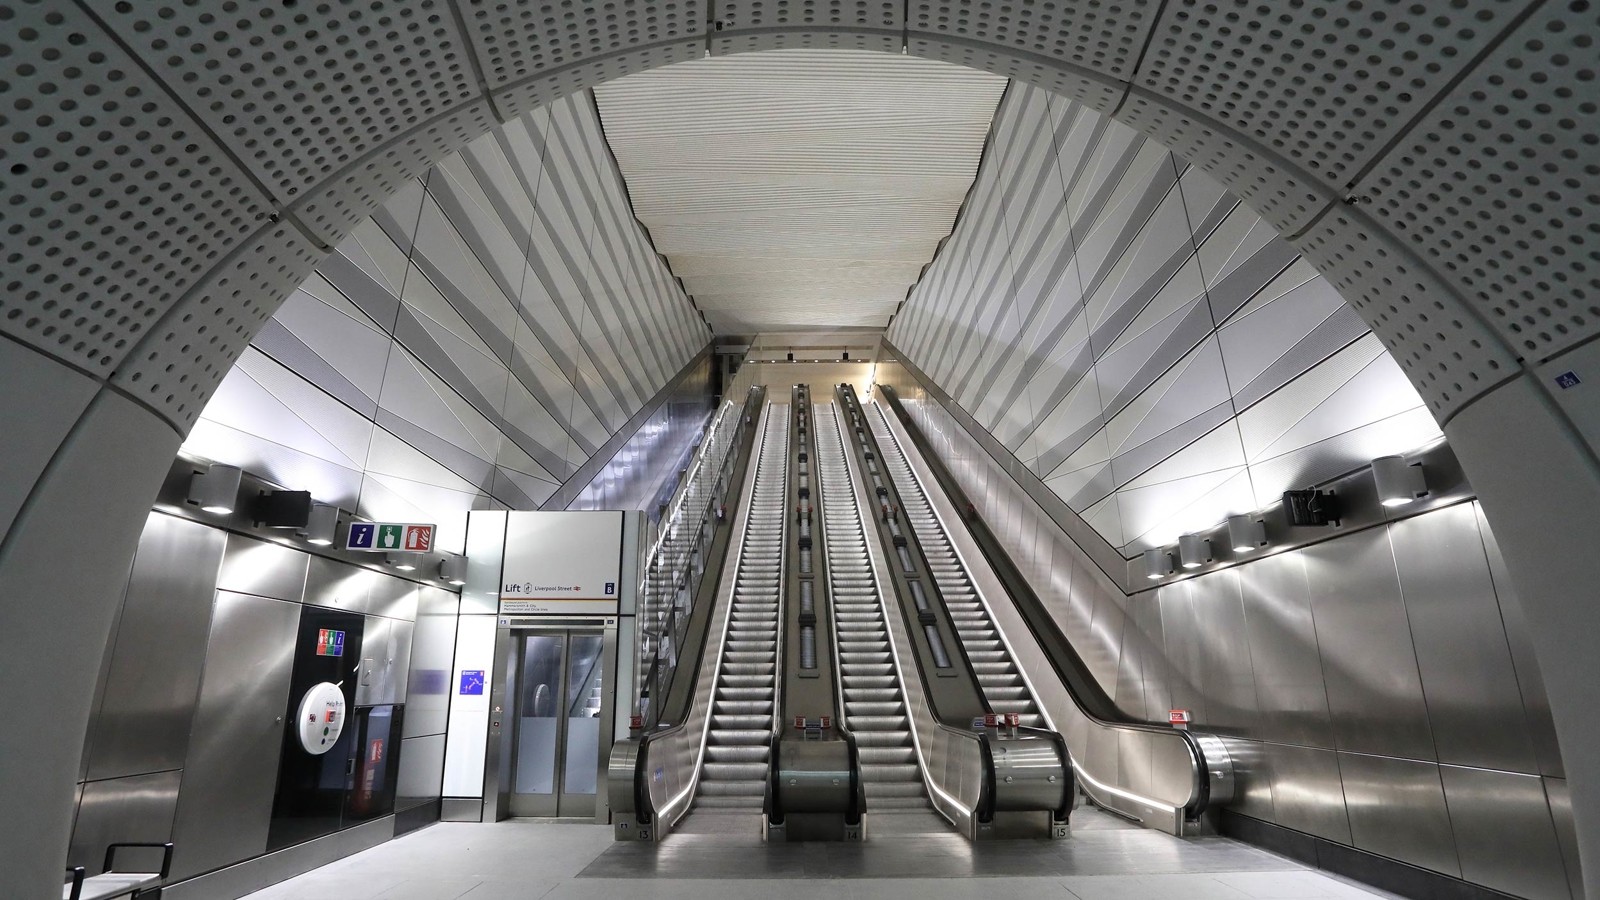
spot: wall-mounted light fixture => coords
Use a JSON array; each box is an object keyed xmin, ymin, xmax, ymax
[
  {"xmin": 439, "ymin": 554, "xmax": 468, "ymax": 586},
  {"xmin": 386, "ymin": 552, "xmax": 420, "ymax": 572},
  {"xmin": 299, "ymin": 503, "xmax": 341, "ymax": 546},
  {"xmin": 1178, "ymin": 534, "xmax": 1212, "ymax": 569},
  {"xmin": 1372, "ymin": 455, "xmax": 1428, "ymax": 507},
  {"xmin": 1143, "ymin": 548, "xmax": 1175, "ymax": 580},
  {"xmin": 1227, "ymin": 515, "xmax": 1267, "ymax": 553},
  {"xmin": 187, "ymin": 464, "xmax": 242, "ymax": 515}
]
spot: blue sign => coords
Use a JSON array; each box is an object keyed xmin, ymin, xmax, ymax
[
  {"xmin": 1556, "ymin": 371, "xmax": 1581, "ymax": 389},
  {"xmin": 459, "ymin": 670, "xmax": 485, "ymax": 696},
  {"xmin": 348, "ymin": 522, "xmax": 377, "ymax": 550},
  {"xmin": 605, "ymin": 582, "xmax": 616, "ymax": 596}
]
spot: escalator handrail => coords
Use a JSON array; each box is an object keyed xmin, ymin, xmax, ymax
[
  {"xmin": 875, "ymin": 385, "xmax": 1215, "ymax": 817},
  {"xmin": 630, "ymin": 386, "xmax": 767, "ymax": 825}
]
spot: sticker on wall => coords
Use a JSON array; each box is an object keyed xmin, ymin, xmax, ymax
[
  {"xmin": 316, "ymin": 629, "xmax": 345, "ymax": 657},
  {"xmin": 459, "ymin": 670, "xmax": 485, "ymax": 696},
  {"xmin": 296, "ymin": 682, "xmax": 347, "ymax": 755}
]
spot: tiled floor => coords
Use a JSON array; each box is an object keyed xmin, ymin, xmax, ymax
[{"xmin": 242, "ymin": 809, "xmax": 1399, "ymax": 900}]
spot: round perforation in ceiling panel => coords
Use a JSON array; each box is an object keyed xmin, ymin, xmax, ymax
[
  {"xmin": 290, "ymin": 101, "xmax": 495, "ymax": 246},
  {"xmin": 1354, "ymin": 0, "xmax": 1600, "ymax": 362},
  {"xmin": 709, "ymin": 0, "xmax": 902, "ymax": 52},
  {"xmin": 907, "ymin": 37, "xmax": 1126, "ymax": 111},
  {"xmin": 462, "ymin": 0, "xmax": 708, "ymax": 88},
  {"xmin": 1118, "ymin": 90, "xmax": 1336, "ymax": 233},
  {"xmin": 1294, "ymin": 207, "xmax": 1519, "ymax": 419},
  {"xmin": 1137, "ymin": 0, "xmax": 1523, "ymax": 190},
  {"xmin": 0, "ymin": 0, "xmax": 273, "ymax": 376},
  {"xmin": 87, "ymin": 0, "xmax": 482, "ymax": 205},
  {"xmin": 907, "ymin": 0, "xmax": 1158, "ymax": 81},
  {"xmin": 489, "ymin": 43, "xmax": 705, "ymax": 118},
  {"xmin": 111, "ymin": 221, "xmax": 320, "ymax": 429}
]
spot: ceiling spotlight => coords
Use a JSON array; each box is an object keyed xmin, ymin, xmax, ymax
[
  {"xmin": 299, "ymin": 503, "xmax": 341, "ymax": 546},
  {"xmin": 386, "ymin": 552, "xmax": 420, "ymax": 572},
  {"xmin": 1227, "ymin": 515, "xmax": 1267, "ymax": 553},
  {"xmin": 439, "ymin": 555, "xmax": 468, "ymax": 586},
  {"xmin": 1178, "ymin": 534, "xmax": 1213, "ymax": 569},
  {"xmin": 188, "ymin": 464, "xmax": 242, "ymax": 515},
  {"xmin": 1143, "ymin": 548, "xmax": 1175, "ymax": 580},
  {"xmin": 1372, "ymin": 455, "xmax": 1428, "ymax": 507}
]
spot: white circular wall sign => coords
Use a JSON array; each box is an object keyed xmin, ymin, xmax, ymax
[{"xmin": 296, "ymin": 682, "xmax": 347, "ymax": 755}]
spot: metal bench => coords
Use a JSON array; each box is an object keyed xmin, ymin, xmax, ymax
[{"xmin": 64, "ymin": 843, "xmax": 172, "ymax": 900}]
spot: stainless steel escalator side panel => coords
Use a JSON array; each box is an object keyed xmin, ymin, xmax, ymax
[
  {"xmin": 823, "ymin": 401, "xmax": 985, "ymax": 839},
  {"xmin": 610, "ymin": 398, "xmax": 775, "ymax": 841},
  {"xmin": 868, "ymin": 395, "xmax": 1228, "ymax": 835}
]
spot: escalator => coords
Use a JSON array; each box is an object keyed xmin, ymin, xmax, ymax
[
  {"xmin": 869, "ymin": 383, "xmax": 1236, "ymax": 835},
  {"xmin": 689, "ymin": 399, "xmax": 788, "ymax": 817},
  {"xmin": 812, "ymin": 398, "xmax": 938, "ymax": 829},
  {"xmin": 831, "ymin": 383, "xmax": 1072, "ymax": 840}
]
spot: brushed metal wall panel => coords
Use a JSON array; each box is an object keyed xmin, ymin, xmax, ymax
[
  {"xmin": 1130, "ymin": 593, "xmax": 1172, "ymax": 720},
  {"xmin": 67, "ymin": 770, "xmax": 181, "ymax": 874},
  {"xmin": 1390, "ymin": 506, "xmax": 1539, "ymax": 774},
  {"xmin": 1264, "ymin": 742, "xmax": 1350, "ymax": 843},
  {"xmin": 303, "ymin": 555, "xmax": 376, "ymax": 614},
  {"xmin": 1085, "ymin": 583, "xmax": 1128, "ymax": 706},
  {"xmin": 170, "ymin": 591, "xmax": 300, "ymax": 880},
  {"xmin": 1338, "ymin": 752, "xmax": 1459, "ymax": 877},
  {"xmin": 396, "ymin": 734, "xmax": 446, "ymax": 808},
  {"xmin": 403, "ymin": 588, "xmax": 459, "ymax": 739},
  {"xmin": 1158, "ymin": 582, "xmax": 1207, "ymax": 724},
  {"xmin": 369, "ymin": 576, "xmax": 420, "ymax": 622},
  {"xmin": 1302, "ymin": 531, "xmax": 1435, "ymax": 760},
  {"xmin": 1545, "ymin": 777, "xmax": 1584, "ymax": 900},
  {"xmin": 1440, "ymin": 765, "xmax": 1570, "ymax": 900},
  {"xmin": 1238, "ymin": 551, "xmax": 1335, "ymax": 749},
  {"xmin": 355, "ymin": 616, "xmax": 412, "ymax": 707},
  {"xmin": 1220, "ymin": 736, "xmax": 1276, "ymax": 823},
  {"xmin": 1189, "ymin": 570, "xmax": 1259, "ymax": 738},
  {"xmin": 1117, "ymin": 728, "xmax": 1154, "ymax": 797},
  {"xmin": 1478, "ymin": 505, "xmax": 1564, "ymax": 778},
  {"xmin": 217, "ymin": 534, "xmax": 308, "ymax": 602},
  {"xmin": 87, "ymin": 514, "xmax": 226, "ymax": 780}
]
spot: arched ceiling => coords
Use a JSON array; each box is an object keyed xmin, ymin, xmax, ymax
[{"xmin": 593, "ymin": 50, "xmax": 1006, "ymax": 332}]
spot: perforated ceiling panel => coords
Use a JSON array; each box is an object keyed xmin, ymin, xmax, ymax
[
  {"xmin": 0, "ymin": 1, "xmax": 275, "ymax": 376},
  {"xmin": 87, "ymin": 0, "xmax": 482, "ymax": 205},
  {"xmin": 907, "ymin": 0, "xmax": 1159, "ymax": 84},
  {"xmin": 462, "ymin": 0, "xmax": 707, "ymax": 116},
  {"xmin": 1118, "ymin": 91, "xmax": 1338, "ymax": 234},
  {"xmin": 1138, "ymin": 0, "xmax": 1523, "ymax": 192},
  {"xmin": 1352, "ymin": 0, "xmax": 1600, "ymax": 363},
  {"xmin": 112, "ymin": 222, "xmax": 323, "ymax": 428},
  {"xmin": 710, "ymin": 0, "xmax": 903, "ymax": 54}
]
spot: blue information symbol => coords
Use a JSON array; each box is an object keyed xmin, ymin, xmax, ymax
[
  {"xmin": 347, "ymin": 523, "xmax": 376, "ymax": 550},
  {"xmin": 459, "ymin": 670, "xmax": 485, "ymax": 696}
]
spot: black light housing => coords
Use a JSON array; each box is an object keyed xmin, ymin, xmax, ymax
[{"xmin": 253, "ymin": 489, "xmax": 313, "ymax": 528}]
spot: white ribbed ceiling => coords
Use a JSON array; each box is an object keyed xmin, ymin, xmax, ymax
[{"xmin": 593, "ymin": 50, "xmax": 1007, "ymax": 334}]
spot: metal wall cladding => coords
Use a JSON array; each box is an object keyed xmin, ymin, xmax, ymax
[
  {"xmin": 396, "ymin": 734, "xmax": 446, "ymax": 809},
  {"xmin": 86, "ymin": 514, "xmax": 226, "ymax": 781},
  {"xmin": 1440, "ymin": 765, "xmax": 1571, "ymax": 900},
  {"xmin": 404, "ymin": 588, "xmax": 461, "ymax": 739},
  {"xmin": 170, "ymin": 591, "xmax": 300, "ymax": 880},
  {"xmin": 355, "ymin": 616, "xmax": 414, "ymax": 707},
  {"xmin": 304, "ymin": 555, "xmax": 379, "ymax": 614},
  {"xmin": 1337, "ymin": 752, "xmax": 1459, "ymax": 877},
  {"xmin": 1237, "ymin": 551, "xmax": 1336, "ymax": 749},
  {"xmin": 216, "ymin": 534, "xmax": 309, "ymax": 602},
  {"xmin": 1389, "ymin": 505, "xmax": 1540, "ymax": 773},
  {"xmin": 368, "ymin": 576, "xmax": 420, "ymax": 622},
  {"xmin": 67, "ymin": 770, "xmax": 182, "ymax": 874},
  {"xmin": 872, "ymin": 376, "xmax": 1574, "ymax": 897},
  {"xmin": 1263, "ymin": 742, "xmax": 1350, "ymax": 844},
  {"xmin": 1300, "ymin": 529, "xmax": 1436, "ymax": 761},
  {"xmin": 1477, "ymin": 505, "xmax": 1565, "ymax": 778}
]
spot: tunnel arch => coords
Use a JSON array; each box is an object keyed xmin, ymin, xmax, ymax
[{"xmin": 2, "ymin": 1, "xmax": 1599, "ymax": 895}]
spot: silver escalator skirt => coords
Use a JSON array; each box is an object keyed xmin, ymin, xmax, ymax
[
  {"xmin": 813, "ymin": 402, "xmax": 933, "ymax": 815},
  {"xmin": 863, "ymin": 402, "xmax": 1050, "ymax": 730},
  {"xmin": 691, "ymin": 404, "xmax": 789, "ymax": 814}
]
